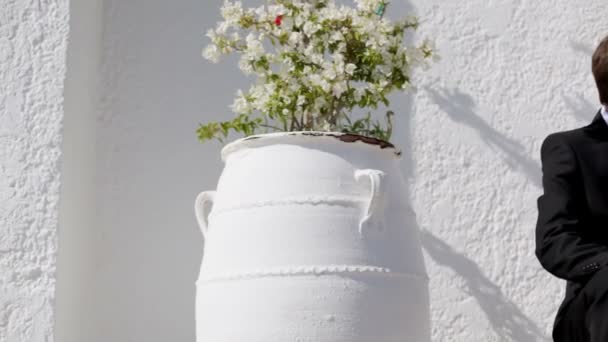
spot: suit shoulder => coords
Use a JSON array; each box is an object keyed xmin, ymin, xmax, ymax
[
  {"xmin": 540, "ymin": 128, "xmax": 586, "ymax": 161},
  {"xmin": 541, "ymin": 127, "xmax": 585, "ymax": 148}
]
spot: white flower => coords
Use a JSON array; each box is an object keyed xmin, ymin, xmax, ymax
[
  {"xmin": 308, "ymin": 74, "xmax": 322, "ymax": 86},
  {"xmin": 376, "ymin": 35, "xmax": 388, "ymax": 47},
  {"xmin": 345, "ymin": 63, "xmax": 356, "ymax": 75},
  {"xmin": 202, "ymin": 44, "xmax": 220, "ymax": 63},
  {"xmin": 322, "ymin": 61, "xmax": 337, "ymax": 80},
  {"xmin": 253, "ymin": 5, "xmax": 266, "ymax": 18},
  {"xmin": 245, "ymin": 33, "xmax": 265, "ymax": 59},
  {"xmin": 303, "ymin": 21, "xmax": 320, "ymax": 35},
  {"xmin": 264, "ymin": 82, "xmax": 276, "ymax": 93},
  {"xmin": 360, "ymin": 19, "xmax": 377, "ymax": 35},
  {"xmin": 289, "ymin": 32, "xmax": 303, "ymax": 47},
  {"xmin": 303, "ymin": 44, "xmax": 315, "ymax": 57},
  {"xmin": 323, "ymin": 68, "xmax": 337, "ymax": 80},
  {"xmin": 251, "ymin": 87, "xmax": 270, "ymax": 110},
  {"xmin": 238, "ymin": 56, "xmax": 253, "ymax": 74},
  {"xmin": 230, "ymin": 89, "xmax": 250, "ymax": 114},
  {"xmin": 320, "ymin": 79, "xmax": 331, "ymax": 92},
  {"xmin": 332, "ymin": 81, "xmax": 347, "ymax": 97},
  {"xmin": 308, "ymin": 74, "xmax": 331, "ymax": 92},
  {"xmin": 319, "ymin": 3, "xmax": 338, "ymax": 20},
  {"xmin": 378, "ymin": 65, "xmax": 391, "ymax": 76},
  {"xmin": 333, "ymin": 58, "xmax": 345, "ymax": 75},
  {"xmin": 354, "ymin": 0, "xmax": 379, "ymax": 12},
  {"xmin": 297, "ymin": 95, "xmax": 306, "ymax": 106},
  {"xmin": 329, "ymin": 31, "xmax": 344, "ymax": 43},
  {"xmin": 295, "ymin": 15, "xmax": 305, "ymax": 27},
  {"xmin": 354, "ymin": 87, "xmax": 366, "ymax": 101},
  {"xmin": 216, "ymin": 22, "xmax": 231, "ymax": 35},
  {"xmin": 221, "ymin": 1, "xmax": 244, "ymax": 24},
  {"xmin": 268, "ymin": 4, "xmax": 287, "ymax": 17},
  {"xmin": 205, "ymin": 29, "xmax": 217, "ymax": 41},
  {"xmin": 332, "ymin": 52, "xmax": 345, "ymax": 65},
  {"xmin": 288, "ymin": 82, "xmax": 301, "ymax": 92},
  {"xmin": 311, "ymin": 53, "xmax": 323, "ymax": 65}
]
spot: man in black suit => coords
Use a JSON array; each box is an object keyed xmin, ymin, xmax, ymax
[{"xmin": 536, "ymin": 35, "xmax": 608, "ymax": 342}]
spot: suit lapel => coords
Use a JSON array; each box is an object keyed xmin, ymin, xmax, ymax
[{"xmin": 582, "ymin": 110, "xmax": 608, "ymax": 199}]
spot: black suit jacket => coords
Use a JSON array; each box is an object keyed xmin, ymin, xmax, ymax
[{"xmin": 536, "ymin": 110, "xmax": 608, "ymax": 330}]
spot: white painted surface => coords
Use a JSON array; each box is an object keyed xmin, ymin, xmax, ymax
[
  {"xmin": 2, "ymin": 0, "xmax": 607, "ymax": 340},
  {"xmin": 55, "ymin": 0, "xmax": 102, "ymax": 341},
  {"xmin": 76, "ymin": 0, "xmax": 608, "ymax": 340},
  {"xmin": 409, "ymin": 1, "xmax": 608, "ymax": 341},
  {"xmin": 195, "ymin": 132, "xmax": 429, "ymax": 341},
  {"xmin": 0, "ymin": 0, "xmax": 69, "ymax": 341},
  {"xmin": 91, "ymin": 1, "xmax": 215, "ymax": 341}
]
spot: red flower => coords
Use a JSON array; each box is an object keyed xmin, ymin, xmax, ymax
[{"xmin": 274, "ymin": 15, "xmax": 283, "ymax": 26}]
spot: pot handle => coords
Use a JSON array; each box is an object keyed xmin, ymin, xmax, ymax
[
  {"xmin": 354, "ymin": 169, "xmax": 386, "ymax": 235},
  {"xmin": 195, "ymin": 191, "xmax": 216, "ymax": 239}
]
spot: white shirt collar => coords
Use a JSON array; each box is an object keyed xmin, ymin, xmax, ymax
[{"xmin": 602, "ymin": 105, "xmax": 608, "ymax": 126}]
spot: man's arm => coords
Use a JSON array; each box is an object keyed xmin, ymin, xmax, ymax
[{"xmin": 536, "ymin": 133, "xmax": 608, "ymax": 281}]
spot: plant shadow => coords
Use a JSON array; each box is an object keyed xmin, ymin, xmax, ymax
[
  {"xmin": 569, "ymin": 40, "xmax": 593, "ymax": 56},
  {"xmin": 425, "ymin": 87, "xmax": 541, "ymax": 187},
  {"xmin": 420, "ymin": 229, "xmax": 549, "ymax": 342},
  {"xmin": 562, "ymin": 92, "xmax": 598, "ymax": 122},
  {"xmin": 389, "ymin": 2, "xmax": 548, "ymax": 340}
]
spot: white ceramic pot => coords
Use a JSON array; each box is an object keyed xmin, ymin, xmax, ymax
[{"xmin": 195, "ymin": 131, "xmax": 429, "ymax": 342}]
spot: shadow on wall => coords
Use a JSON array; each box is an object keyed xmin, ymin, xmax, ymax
[
  {"xmin": 420, "ymin": 230, "xmax": 549, "ymax": 342},
  {"xmin": 91, "ymin": 0, "xmax": 229, "ymax": 341},
  {"xmin": 569, "ymin": 40, "xmax": 593, "ymax": 56},
  {"xmin": 562, "ymin": 93, "xmax": 598, "ymax": 122},
  {"xmin": 418, "ymin": 85, "xmax": 548, "ymax": 340},
  {"xmin": 425, "ymin": 87, "xmax": 541, "ymax": 187},
  {"xmin": 565, "ymin": 40, "xmax": 599, "ymax": 122}
]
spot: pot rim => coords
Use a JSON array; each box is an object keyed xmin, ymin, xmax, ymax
[{"xmin": 220, "ymin": 131, "xmax": 402, "ymax": 161}]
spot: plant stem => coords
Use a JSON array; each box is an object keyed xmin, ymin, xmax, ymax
[
  {"xmin": 334, "ymin": 102, "xmax": 346, "ymax": 126},
  {"xmin": 327, "ymin": 96, "xmax": 335, "ymax": 127},
  {"xmin": 260, "ymin": 123, "xmax": 283, "ymax": 131},
  {"xmin": 300, "ymin": 110, "xmax": 307, "ymax": 130}
]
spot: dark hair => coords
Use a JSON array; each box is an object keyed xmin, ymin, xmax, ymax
[{"xmin": 592, "ymin": 36, "xmax": 608, "ymax": 104}]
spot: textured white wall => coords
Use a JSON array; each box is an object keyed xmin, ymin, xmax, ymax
[
  {"xmin": 3, "ymin": 0, "xmax": 606, "ymax": 340},
  {"xmin": 90, "ymin": 0, "xmax": 608, "ymax": 341},
  {"xmin": 0, "ymin": 0, "xmax": 69, "ymax": 341},
  {"xmin": 408, "ymin": 1, "xmax": 607, "ymax": 340}
]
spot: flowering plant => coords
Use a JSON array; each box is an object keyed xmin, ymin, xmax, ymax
[{"xmin": 199, "ymin": 0, "xmax": 435, "ymax": 143}]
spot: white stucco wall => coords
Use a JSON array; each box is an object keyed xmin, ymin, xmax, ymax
[
  {"xmin": 409, "ymin": 1, "xmax": 607, "ymax": 340},
  {"xmin": 0, "ymin": 0, "xmax": 69, "ymax": 341},
  {"xmin": 88, "ymin": 1, "xmax": 608, "ymax": 341},
  {"xmin": 3, "ymin": 0, "xmax": 608, "ymax": 341}
]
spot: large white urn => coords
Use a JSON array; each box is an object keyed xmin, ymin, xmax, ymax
[{"xmin": 195, "ymin": 131, "xmax": 430, "ymax": 342}]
